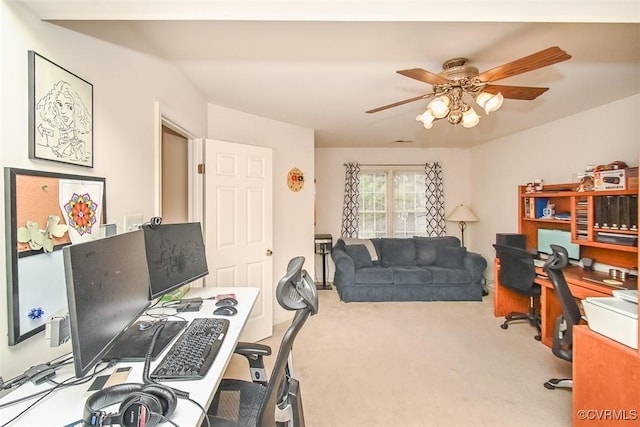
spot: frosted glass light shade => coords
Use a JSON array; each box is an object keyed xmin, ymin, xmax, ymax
[
  {"xmin": 475, "ymin": 91, "xmax": 504, "ymax": 114},
  {"xmin": 462, "ymin": 108, "xmax": 480, "ymax": 128},
  {"xmin": 416, "ymin": 110, "xmax": 435, "ymax": 128},
  {"xmin": 428, "ymin": 95, "xmax": 450, "ymax": 119}
]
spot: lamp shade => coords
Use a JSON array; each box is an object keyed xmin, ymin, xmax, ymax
[
  {"xmin": 446, "ymin": 204, "xmax": 479, "ymax": 223},
  {"xmin": 428, "ymin": 95, "xmax": 450, "ymax": 119}
]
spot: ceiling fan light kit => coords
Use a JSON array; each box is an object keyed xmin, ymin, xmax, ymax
[{"xmin": 369, "ymin": 46, "xmax": 571, "ymax": 130}]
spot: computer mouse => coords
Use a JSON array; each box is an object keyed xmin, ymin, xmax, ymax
[
  {"xmin": 213, "ymin": 306, "xmax": 238, "ymax": 316},
  {"xmin": 216, "ymin": 297, "xmax": 238, "ymax": 307}
]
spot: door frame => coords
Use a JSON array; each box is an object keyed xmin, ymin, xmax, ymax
[{"xmin": 153, "ymin": 101, "xmax": 203, "ymax": 224}]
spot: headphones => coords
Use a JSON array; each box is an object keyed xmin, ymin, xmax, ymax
[{"xmin": 83, "ymin": 383, "xmax": 177, "ymax": 427}]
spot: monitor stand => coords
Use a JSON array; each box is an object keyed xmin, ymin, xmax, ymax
[{"xmin": 104, "ymin": 320, "xmax": 187, "ymax": 362}]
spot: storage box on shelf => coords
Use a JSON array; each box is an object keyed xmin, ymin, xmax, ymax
[{"xmin": 518, "ymin": 183, "xmax": 638, "ymax": 269}]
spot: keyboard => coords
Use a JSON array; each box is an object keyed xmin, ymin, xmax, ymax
[{"xmin": 150, "ymin": 317, "xmax": 230, "ymax": 381}]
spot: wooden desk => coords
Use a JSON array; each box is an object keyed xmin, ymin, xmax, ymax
[
  {"xmin": 573, "ymin": 325, "xmax": 640, "ymax": 426},
  {"xmin": 493, "ymin": 258, "xmax": 637, "ymax": 347},
  {"xmin": 0, "ymin": 287, "xmax": 259, "ymax": 426}
]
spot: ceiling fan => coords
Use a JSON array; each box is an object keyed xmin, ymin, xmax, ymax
[{"xmin": 366, "ymin": 46, "xmax": 571, "ymax": 129}]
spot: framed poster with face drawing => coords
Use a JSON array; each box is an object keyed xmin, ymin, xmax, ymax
[{"xmin": 28, "ymin": 51, "xmax": 94, "ymax": 167}]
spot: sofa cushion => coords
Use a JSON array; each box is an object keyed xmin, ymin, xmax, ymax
[
  {"xmin": 344, "ymin": 244, "xmax": 373, "ymax": 269},
  {"xmin": 342, "ymin": 238, "xmax": 379, "ymax": 262},
  {"xmin": 430, "ymin": 266, "xmax": 472, "ymax": 284},
  {"xmin": 390, "ymin": 267, "xmax": 433, "ymax": 284},
  {"xmin": 413, "ymin": 236, "xmax": 462, "ymax": 266},
  {"xmin": 354, "ymin": 267, "xmax": 394, "ymax": 284},
  {"xmin": 414, "ymin": 239, "xmax": 438, "ymax": 266},
  {"xmin": 380, "ymin": 238, "xmax": 417, "ymax": 267},
  {"xmin": 436, "ymin": 246, "xmax": 467, "ymax": 268}
]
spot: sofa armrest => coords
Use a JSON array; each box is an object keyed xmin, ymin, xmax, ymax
[
  {"xmin": 463, "ymin": 252, "xmax": 488, "ymax": 284},
  {"xmin": 331, "ymin": 247, "xmax": 355, "ymax": 288}
]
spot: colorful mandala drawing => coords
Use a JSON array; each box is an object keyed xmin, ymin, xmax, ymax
[{"xmin": 64, "ymin": 193, "xmax": 98, "ymax": 236}]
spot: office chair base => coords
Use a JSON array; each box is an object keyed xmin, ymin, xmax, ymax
[
  {"xmin": 500, "ymin": 313, "xmax": 541, "ymax": 341},
  {"xmin": 544, "ymin": 378, "xmax": 573, "ymax": 390}
]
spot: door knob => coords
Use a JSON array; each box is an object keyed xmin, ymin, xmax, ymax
[{"xmin": 266, "ymin": 249, "xmax": 273, "ymax": 256}]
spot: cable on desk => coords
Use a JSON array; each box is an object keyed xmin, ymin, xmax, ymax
[
  {"xmin": 156, "ymin": 414, "xmax": 180, "ymax": 427},
  {"xmin": 0, "ymin": 353, "xmax": 74, "ymax": 392},
  {"xmin": 0, "ymin": 360, "xmax": 114, "ymax": 414},
  {"xmin": 187, "ymin": 396, "xmax": 211, "ymax": 427},
  {"xmin": 0, "ymin": 359, "xmax": 116, "ymax": 427},
  {"xmin": 142, "ymin": 321, "xmax": 190, "ymax": 400}
]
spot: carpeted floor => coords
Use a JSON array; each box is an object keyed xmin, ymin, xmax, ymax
[{"xmin": 223, "ymin": 288, "xmax": 573, "ymax": 427}]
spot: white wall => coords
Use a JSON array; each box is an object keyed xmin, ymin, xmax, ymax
[
  {"xmin": 1, "ymin": 1, "xmax": 207, "ymax": 379},
  {"xmin": 470, "ymin": 95, "xmax": 640, "ymax": 284},
  {"xmin": 314, "ymin": 147, "xmax": 472, "ymax": 280},
  {"xmin": 207, "ymin": 105, "xmax": 315, "ymax": 325}
]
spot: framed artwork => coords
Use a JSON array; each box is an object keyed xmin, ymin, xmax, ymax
[
  {"xmin": 4, "ymin": 168, "xmax": 106, "ymax": 345},
  {"xmin": 28, "ymin": 51, "xmax": 94, "ymax": 168}
]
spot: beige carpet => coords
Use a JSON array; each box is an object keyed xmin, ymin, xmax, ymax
[{"xmin": 223, "ymin": 289, "xmax": 573, "ymax": 427}]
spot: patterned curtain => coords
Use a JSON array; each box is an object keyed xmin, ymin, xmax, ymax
[
  {"xmin": 424, "ymin": 162, "xmax": 446, "ymax": 236},
  {"xmin": 341, "ymin": 163, "xmax": 360, "ymax": 238}
]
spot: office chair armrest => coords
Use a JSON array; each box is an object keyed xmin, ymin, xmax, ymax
[
  {"xmin": 234, "ymin": 342, "xmax": 272, "ymax": 385},
  {"xmin": 235, "ymin": 341, "xmax": 272, "ymax": 358},
  {"xmin": 551, "ymin": 315, "xmax": 572, "ymax": 362}
]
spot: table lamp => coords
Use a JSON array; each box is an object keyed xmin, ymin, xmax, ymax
[{"xmin": 446, "ymin": 204, "xmax": 478, "ymax": 247}]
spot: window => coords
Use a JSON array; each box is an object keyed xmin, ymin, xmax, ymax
[{"xmin": 358, "ymin": 168, "xmax": 427, "ymax": 238}]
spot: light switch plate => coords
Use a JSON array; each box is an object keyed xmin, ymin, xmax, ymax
[{"xmin": 124, "ymin": 214, "xmax": 143, "ymax": 232}]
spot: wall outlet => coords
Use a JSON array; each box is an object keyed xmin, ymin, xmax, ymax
[{"xmin": 124, "ymin": 214, "xmax": 144, "ymax": 232}]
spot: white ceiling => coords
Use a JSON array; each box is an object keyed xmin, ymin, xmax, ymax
[{"xmin": 17, "ymin": 1, "xmax": 640, "ymax": 148}]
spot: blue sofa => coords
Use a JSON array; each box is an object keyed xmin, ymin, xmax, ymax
[{"xmin": 331, "ymin": 236, "xmax": 487, "ymax": 302}]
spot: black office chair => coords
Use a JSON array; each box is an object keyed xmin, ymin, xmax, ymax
[
  {"xmin": 494, "ymin": 244, "xmax": 542, "ymax": 340},
  {"xmin": 543, "ymin": 244, "xmax": 581, "ymax": 390},
  {"xmin": 205, "ymin": 256, "xmax": 319, "ymax": 426}
]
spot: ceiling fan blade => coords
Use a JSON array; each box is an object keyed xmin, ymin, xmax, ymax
[
  {"xmin": 482, "ymin": 84, "xmax": 549, "ymax": 100},
  {"xmin": 477, "ymin": 46, "xmax": 571, "ymax": 83},
  {"xmin": 397, "ymin": 68, "xmax": 450, "ymax": 85},
  {"xmin": 366, "ymin": 94, "xmax": 433, "ymax": 114}
]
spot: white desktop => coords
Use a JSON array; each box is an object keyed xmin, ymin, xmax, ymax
[{"xmin": 0, "ymin": 287, "xmax": 259, "ymax": 427}]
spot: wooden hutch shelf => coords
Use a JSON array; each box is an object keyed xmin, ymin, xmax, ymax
[{"xmin": 518, "ymin": 183, "xmax": 638, "ymax": 269}]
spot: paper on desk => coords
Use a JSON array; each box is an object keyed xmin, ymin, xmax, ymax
[{"xmin": 613, "ymin": 289, "xmax": 639, "ymax": 304}]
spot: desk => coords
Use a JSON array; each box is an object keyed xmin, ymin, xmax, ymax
[
  {"xmin": 0, "ymin": 287, "xmax": 259, "ymax": 427},
  {"xmin": 493, "ymin": 258, "xmax": 637, "ymax": 347},
  {"xmin": 573, "ymin": 325, "xmax": 640, "ymax": 426}
]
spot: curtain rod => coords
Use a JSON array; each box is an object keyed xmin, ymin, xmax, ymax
[{"xmin": 343, "ymin": 163, "xmax": 427, "ymax": 167}]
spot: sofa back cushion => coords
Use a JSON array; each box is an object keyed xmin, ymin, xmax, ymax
[
  {"xmin": 414, "ymin": 236, "xmax": 461, "ymax": 266},
  {"xmin": 380, "ymin": 238, "xmax": 416, "ymax": 266},
  {"xmin": 436, "ymin": 246, "xmax": 467, "ymax": 268},
  {"xmin": 342, "ymin": 238, "xmax": 379, "ymax": 262},
  {"xmin": 344, "ymin": 244, "xmax": 374, "ymax": 269}
]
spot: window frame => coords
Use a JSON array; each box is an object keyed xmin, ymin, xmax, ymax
[{"xmin": 358, "ymin": 166, "xmax": 427, "ymax": 238}]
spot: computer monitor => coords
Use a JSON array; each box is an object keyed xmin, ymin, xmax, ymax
[
  {"xmin": 537, "ymin": 228, "xmax": 581, "ymax": 261},
  {"xmin": 63, "ymin": 230, "xmax": 151, "ymax": 378},
  {"xmin": 142, "ymin": 222, "xmax": 209, "ymax": 299}
]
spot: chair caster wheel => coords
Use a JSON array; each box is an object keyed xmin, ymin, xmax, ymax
[
  {"xmin": 500, "ymin": 324, "xmax": 508, "ymax": 330},
  {"xmin": 535, "ymin": 335, "xmax": 541, "ymax": 341}
]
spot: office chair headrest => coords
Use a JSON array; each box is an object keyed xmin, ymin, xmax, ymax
[
  {"xmin": 544, "ymin": 244, "xmax": 569, "ymax": 270},
  {"xmin": 276, "ymin": 256, "xmax": 319, "ymax": 315}
]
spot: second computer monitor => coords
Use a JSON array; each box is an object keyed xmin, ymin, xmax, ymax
[{"xmin": 142, "ymin": 222, "xmax": 209, "ymax": 299}]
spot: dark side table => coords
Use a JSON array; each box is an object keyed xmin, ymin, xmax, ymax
[{"xmin": 314, "ymin": 234, "xmax": 333, "ymax": 290}]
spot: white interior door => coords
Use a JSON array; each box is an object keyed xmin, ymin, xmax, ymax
[{"xmin": 205, "ymin": 139, "xmax": 273, "ymax": 343}]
